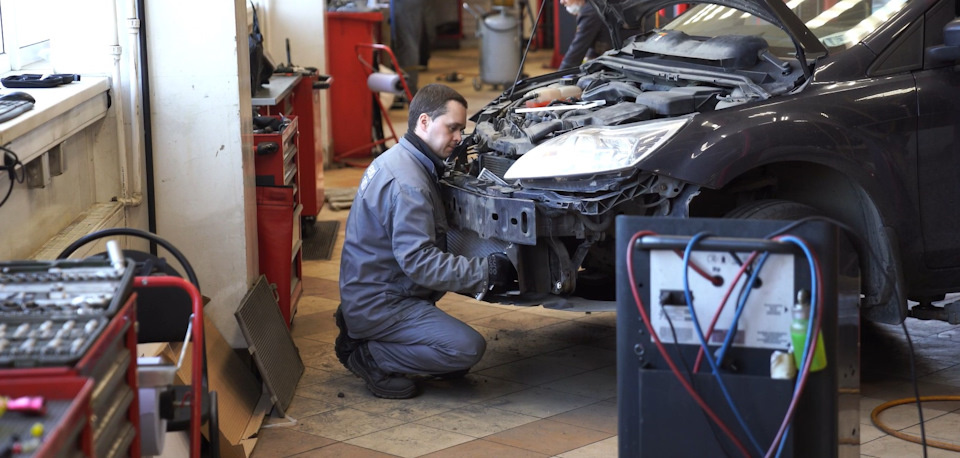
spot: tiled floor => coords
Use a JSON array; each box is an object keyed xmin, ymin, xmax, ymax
[{"xmin": 249, "ymin": 47, "xmax": 960, "ymax": 457}]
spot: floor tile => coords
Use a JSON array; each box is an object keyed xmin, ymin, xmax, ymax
[
  {"xmin": 536, "ymin": 345, "xmax": 617, "ymax": 371},
  {"xmin": 861, "ymin": 398, "xmax": 950, "ymax": 431},
  {"xmin": 484, "ymin": 419, "xmax": 612, "ymax": 455},
  {"xmin": 414, "ymin": 404, "xmax": 541, "ymax": 438},
  {"xmin": 295, "ymin": 375, "xmax": 370, "ymax": 408},
  {"xmin": 301, "ymin": 277, "xmax": 341, "ymax": 301},
  {"xmin": 301, "ymin": 349, "xmax": 352, "ymax": 376},
  {"xmin": 469, "ymin": 310, "xmax": 568, "ymax": 332},
  {"xmin": 250, "ymin": 426, "xmax": 337, "ymax": 457},
  {"xmin": 472, "ymin": 324, "xmax": 571, "ymax": 359},
  {"xmin": 481, "ymin": 386, "xmax": 598, "ymax": 418},
  {"xmin": 860, "ymin": 434, "xmax": 960, "ymax": 458},
  {"xmin": 288, "ymin": 442, "xmax": 399, "ymax": 457},
  {"xmin": 924, "ymin": 364, "xmax": 960, "ymax": 388},
  {"xmin": 435, "ymin": 298, "xmax": 512, "ymax": 323},
  {"xmin": 282, "ymin": 394, "xmax": 339, "ymax": 420},
  {"xmin": 477, "ymin": 355, "xmax": 591, "ymax": 385},
  {"xmin": 534, "ymin": 320, "xmax": 617, "ymax": 346},
  {"xmin": 557, "ymin": 436, "xmax": 619, "ymax": 458},
  {"xmin": 548, "ymin": 400, "xmax": 619, "ymax": 435},
  {"xmin": 345, "ymin": 423, "xmax": 475, "ymax": 458},
  {"xmin": 350, "ymin": 393, "xmax": 466, "ymax": 422},
  {"xmin": 860, "ymin": 422, "xmax": 886, "ymax": 443},
  {"xmin": 540, "ymin": 366, "xmax": 618, "ymax": 400},
  {"xmin": 295, "ymin": 295, "xmax": 341, "ymax": 315},
  {"xmin": 419, "ymin": 439, "xmax": 549, "ymax": 457},
  {"xmin": 297, "ymin": 366, "xmax": 343, "ymax": 390},
  {"xmin": 292, "ymin": 407, "xmax": 406, "ymax": 441},
  {"xmin": 903, "ymin": 412, "xmax": 960, "ymax": 446},
  {"xmin": 415, "ymin": 373, "xmax": 530, "ymax": 403},
  {"xmin": 573, "ymin": 311, "xmax": 617, "ymax": 328},
  {"xmin": 290, "ymin": 312, "xmax": 338, "ymax": 339}
]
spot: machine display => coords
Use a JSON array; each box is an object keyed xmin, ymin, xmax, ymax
[{"xmin": 441, "ymin": 0, "xmax": 960, "ymax": 325}]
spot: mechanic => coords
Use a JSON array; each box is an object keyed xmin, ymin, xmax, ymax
[
  {"xmin": 558, "ymin": 0, "xmax": 612, "ymax": 70},
  {"xmin": 334, "ymin": 84, "xmax": 518, "ymax": 399}
]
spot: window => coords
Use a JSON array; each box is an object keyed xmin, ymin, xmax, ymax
[{"xmin": 0, "ymin": 0, "xmax": 55, "ymax": 72}]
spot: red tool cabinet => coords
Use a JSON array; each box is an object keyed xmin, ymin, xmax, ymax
[
  {"xmin": 254, "ymin": 73, "xmax": 327, "ymax": 220},
  {"xmin": 326, "ymin": 11, "xmax": 383, "ymax": 159},
  {"xmin": 254, "ymin": 115, "xmax": 304, "ymax": 326},
  {"xmin": 255, "ymin": 186, "xmax": 303, "ymax": 327},
  {"xmin": 0, "ymin": 295, "xmax": 141, "ymax": 458},
  {"xmin": 254, "ymin": 115, "xmax": 301, "ymax": 194}
]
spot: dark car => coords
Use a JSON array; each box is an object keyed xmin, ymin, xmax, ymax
[{"xmin": 440, "ymin": 0, "xmax": 960, "ymax": 324}]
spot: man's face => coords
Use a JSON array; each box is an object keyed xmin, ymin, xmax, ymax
[{"xmin": 416, "ymin": 100, "xmax": 467, "ymax": 159}]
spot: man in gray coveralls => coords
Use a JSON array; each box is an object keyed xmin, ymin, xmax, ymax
[{"xmin": 335, "ymin": 84, "xmax": 517, "ymax": 399}]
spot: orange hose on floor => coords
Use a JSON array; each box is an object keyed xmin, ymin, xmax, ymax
[{"xmin": 870, "ymin": 396, "xmax": 960, "ymax": 452}]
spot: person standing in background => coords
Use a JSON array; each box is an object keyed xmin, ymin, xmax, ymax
[
  {"xmin": 558, "ymin": 0, "xmax": 611, "ymax": 70},
  {"xmin": 389, "ymin": 0, "xmax": 433, "ymax": 101}
]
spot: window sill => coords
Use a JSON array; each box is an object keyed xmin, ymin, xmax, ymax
[{"xmin": 0, "ymin": 76, "xmax": 111, "ymax": 166}]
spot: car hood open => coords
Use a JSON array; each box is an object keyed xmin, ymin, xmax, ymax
[{"xmin": 590, "ymin": 0, "xmax": 827, "ymax": 58}]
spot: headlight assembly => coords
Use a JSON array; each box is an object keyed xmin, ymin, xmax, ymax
[{"xmin": 503, "ymin": 117, "xmax": 690, "ymax": 180}]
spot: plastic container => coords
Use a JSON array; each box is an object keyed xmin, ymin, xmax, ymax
[{"xmin": 790, "ymin": 290, "xmax": 827, "ymax": 372}]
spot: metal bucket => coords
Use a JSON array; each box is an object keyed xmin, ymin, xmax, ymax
[{"xmin": 464, "ymin": 4, "xmax": 521, "ymax": 89}]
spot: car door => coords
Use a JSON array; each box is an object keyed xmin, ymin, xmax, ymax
[{"xmin": 917, "ymin": 4, "xmax": 960, "ymax": 269}]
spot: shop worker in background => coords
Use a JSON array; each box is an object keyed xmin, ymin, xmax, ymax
[
  {"xmin": 558, "ymin": 0, "xmax": 612, "ymax": 69},
  {"xmin": 334, "ymin": 84, "xmax": 518, "ymax": 399}
]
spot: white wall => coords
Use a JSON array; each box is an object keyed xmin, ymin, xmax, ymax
[
  {"xmin": 0, "ymin": 0, "xmax": 123, "ymax": 260},
  {"xmin": 259, "ymin": 0, "xmax": 333, "ymax": 164},
  {"xmin": 144, "ymin": 0, "xmax": 258, "ymax": 347}
]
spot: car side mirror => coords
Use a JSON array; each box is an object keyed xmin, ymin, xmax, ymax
[{"xmin": 927, "ymin": 18, "xmax": 960, "ymax": 62}]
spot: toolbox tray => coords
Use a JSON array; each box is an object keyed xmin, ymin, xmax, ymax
[
  {"xmin": 0, "ymin": 376, "xmax": 94, "ymax": 457},
  {"xmin": 0, "ymin": 258, "xmax": 135, "ymax": 320},
  {"xmin": 0, "ymin": 316, "xmax": 110, "ymax": 368}
]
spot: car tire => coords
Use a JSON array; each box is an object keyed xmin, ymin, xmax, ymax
[{"xmin": 725, "ymin": 199, "xmax": 820, "ymax": 220}]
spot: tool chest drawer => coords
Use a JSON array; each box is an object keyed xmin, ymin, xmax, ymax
[{"xmin": 254, "ymin": 115, "xmax": 300, "ymax": 203}]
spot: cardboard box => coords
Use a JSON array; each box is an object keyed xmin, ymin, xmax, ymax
[{"xmin": 140, "ymin": 310, "xmax": 267, "ymax": 458}]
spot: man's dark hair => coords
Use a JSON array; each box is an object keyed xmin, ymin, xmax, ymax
[{"xmin": 407, "ymin": 84, "xmax": 468, "ymax": 132}]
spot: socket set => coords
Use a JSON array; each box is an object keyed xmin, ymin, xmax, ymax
[
  {"xmin": 0, "ymin": 317, "xmax": 109, "ymax": 367},
  {"xmin": 0, "ymin": 257, "xmax": 134, "ymax": 368},
  {"xmin": 0, "ymin": 259, "xmax": 134, "ymax": 319}
]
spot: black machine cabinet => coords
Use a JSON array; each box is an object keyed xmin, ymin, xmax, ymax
[{"xmin": 615, "ymin": 216, "xmax": 860, "ymax": 457}]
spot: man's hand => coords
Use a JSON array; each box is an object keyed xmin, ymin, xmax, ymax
[{"xmin": 487, "ymin": 252, "xmax": 518, "ymax": 294}]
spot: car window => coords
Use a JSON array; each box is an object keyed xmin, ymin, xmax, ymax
[{"xmin": 662, "ymin": 0, "xmax": 912, "ymax": 57}]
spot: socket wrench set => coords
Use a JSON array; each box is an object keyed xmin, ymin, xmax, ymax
[{"xmin": 0, "ymin": 258, "xmax": 134, "ymax": 368}]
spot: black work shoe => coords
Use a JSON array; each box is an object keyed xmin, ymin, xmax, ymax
[
  {"xmin": 334, "ymin": 307, "xmax": 360, "ymax": 370},
  {"xmin": 348, "ymin": 343, "xmax": 418, "ymax": 399}
]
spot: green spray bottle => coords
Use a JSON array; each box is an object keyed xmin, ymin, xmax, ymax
[{"xmin": 790, "ymin": 289, "xmax": 827, "ymax": 372}]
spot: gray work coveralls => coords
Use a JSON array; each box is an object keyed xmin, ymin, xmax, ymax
[{"xmin": 339, "ymin": 137, "xmax": 488, "ymax": 375}]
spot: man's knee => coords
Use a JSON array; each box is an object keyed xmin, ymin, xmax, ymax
[{"xmin": 448, "ymin": 328, "xmax": 486, "ymax": 369}]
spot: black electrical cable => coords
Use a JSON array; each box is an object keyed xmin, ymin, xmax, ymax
[
  {"xmin": 0, "ymin": 145, "xmax": 25, "ymax": 209},
  {"xmin": 900, "ymin": 319, "xmax": 928, "ymax": 458}
]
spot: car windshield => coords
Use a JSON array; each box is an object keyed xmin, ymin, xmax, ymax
[{"xmin": 661, "ymin": 0, "xmax": 911, "ymax": 57}]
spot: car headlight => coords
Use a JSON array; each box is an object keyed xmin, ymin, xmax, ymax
[{"xmin": 503, "ymin": 117, "xmax": 690, "ymax": 180}]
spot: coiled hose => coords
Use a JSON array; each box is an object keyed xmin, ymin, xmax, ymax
[{"xmin": 871, "ymin": 396, "xmax": 960, "ymax": 452}]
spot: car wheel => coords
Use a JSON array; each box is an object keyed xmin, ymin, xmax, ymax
[{"xmin": 725, "ymin": 199, "xmax": 820, "ymax": 220}]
